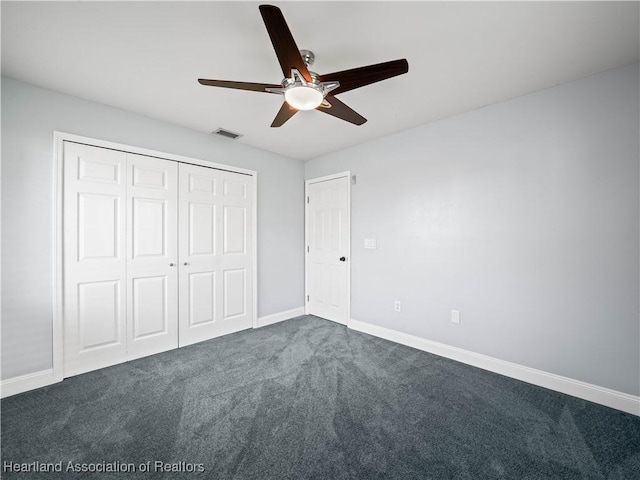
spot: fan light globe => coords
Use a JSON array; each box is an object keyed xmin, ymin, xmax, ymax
[{"xmin": 284, "ymin": 85, "xmax": 323, "ymax": 111}]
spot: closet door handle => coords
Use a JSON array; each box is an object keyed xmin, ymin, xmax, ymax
[
  {"xmin": 169, "ymin": 263, "xmax": 175, "ymax": 267},
  {"xmin": 183, "ymin": 262, "xmax": 189, "ymax": 266}
]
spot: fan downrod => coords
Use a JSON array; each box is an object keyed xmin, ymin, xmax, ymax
[{"xmin": 299, "ymin": 49, "xmax": 315, "ymax": 67}]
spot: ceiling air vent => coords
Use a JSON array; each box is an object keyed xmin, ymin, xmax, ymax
[{"xmin": 212, "ymin": 128, "xmax": 242, "ymax": 140}]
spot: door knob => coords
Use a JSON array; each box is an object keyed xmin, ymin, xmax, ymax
[
  {"xmin": 183, "ymin": 262, "xmax": 189, "ymax": 266},
  {"xmin": 169, "ymin": 263, "xmax": 175, "ymax": 267},
  {"xmin": 339, "ymin": 256, "xmax": 346, "ymax": 262}
]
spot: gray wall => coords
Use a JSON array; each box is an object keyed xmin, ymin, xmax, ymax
[
  {"xmin": 1, "ymin": 77, "xmax": 305, "ymax": 380},
  {"xmin": 306, "ymin": 63, "xmax": 640, "ymax": 396}
]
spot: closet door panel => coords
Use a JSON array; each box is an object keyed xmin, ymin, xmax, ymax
[
  {"xmin": 179, "ymin": 163, "xmax": 219, "ymax": 346},
  {"xmin": 126, "ymin": 154, "xmax": 178, "ymax": 360},
  {"xmin": 178, "ymin": 164, "xmax": 253, "ymax": 346},
  {"xmin": 78, "ymin": 194, "xmax": 120, "ymax": 259},
  {"xmin": 219, "ymin": 171, "xmax": 253, "ymax": 327},
  {"xmin": 78, "ymin": 280, "xmax": 122, "ymax": 348},
  {"xmin": 223, "ymin": 268, "xmax": 246, "ymax": 318},
  {"xmin": 63, "ymin": 142, "xmax": 127, "ymax": 376},
  {"xmin": 189, "ymin": 202, "xmax": 216, "ymax": 256},
  {"xmin": 131, "ymin": 275, "xmax": 168, "ymax": 338},
  {"xmin": 188, "ymin": 271, "xmax": 216, "ymax": 326}
]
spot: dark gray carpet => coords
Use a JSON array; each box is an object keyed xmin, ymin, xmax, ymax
[{"xmin": 2, "ymin": 316, "xmax": 639, "ymax": 479}]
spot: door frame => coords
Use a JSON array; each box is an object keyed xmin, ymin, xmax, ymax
[
  {"xmin": 53, "ymin": 131, "xmax": 257, "ymax": 382},
  {"xmin": 304, "ymin": 171, "xmax": 351, "ymax": 327}
]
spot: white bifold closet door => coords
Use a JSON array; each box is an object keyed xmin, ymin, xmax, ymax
[
  {"xmin": 63, "ymin": 143, "xmax": 129, "ymax": 376},
  {"xmin": 63, "ymin": 141, "xmax": 253, "ymax": 377},
  {"xmin": 126, "ymin": 154, "xmax": 179, "ymax": 361},
  {"xmin": 178, "ymin": 164, "xmax": 253, "ymax": 346}
]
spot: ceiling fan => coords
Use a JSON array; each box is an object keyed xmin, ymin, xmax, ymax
[{"xmin": 198, "ymin": 4, "xmax": 409, "ymax": 127}]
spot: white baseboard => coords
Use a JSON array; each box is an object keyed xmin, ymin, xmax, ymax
[
  {"xmin": 257, "ymin": 307, "xmax": 305, "ymax": 328},
  {"xmin": 0, "ymin": 369, "xmax": 60, "ymax": 399},
  {"xmin": 349, "ymin": 319, "xmax": 640, "ymax": 416}
]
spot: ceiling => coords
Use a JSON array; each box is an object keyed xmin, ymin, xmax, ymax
[{"xmin": 2, "ymin": 1, "xmax": 638, "ymax": 161}]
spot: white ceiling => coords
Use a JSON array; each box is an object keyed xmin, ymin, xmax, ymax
[{"xmin": 2, "ymin": 1, "xmax": 638, "ymax": 161}]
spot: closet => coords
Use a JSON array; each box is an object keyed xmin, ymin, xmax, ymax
[{"xmin": 63, "ymin": 141, "xmax": 253, "ymax": 377}]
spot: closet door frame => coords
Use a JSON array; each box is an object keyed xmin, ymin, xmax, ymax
[{"xmin": 53, "ymin": 131, "xmax": 257, "ymax": 382}]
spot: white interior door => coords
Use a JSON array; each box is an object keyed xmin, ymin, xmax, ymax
[
  {"xmin": 306, "ymin": 174, "xmax": 350, "ymax": 324},
  {"xmin": 63, "ymin": 142, "xmax": 128, "ymax": 376},
  {"xmin": 126, "ymin": 154, "xmax": 178, "ymax": 360},
  {"xmin": 178, "ymin": 163, "xmax": 253, "ymax": 346}
]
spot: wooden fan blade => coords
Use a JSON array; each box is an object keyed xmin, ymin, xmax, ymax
[
  {"xmin": 317, "ymin": 59, "xmax": 408, "ymax": 96},
  {"xmin": 317, "ymin": 97, "xmax": 367, "ymax": 125},
  {"xmin": 198, "ymin": 79, "xmax": 282, "ymax": 93},
  {"xmin": 259, "ymin": 5, "xmax": 312, "ymax": 82},
  {"xmin": 271, "ymin": 102, "xmax": 298, "ymax": 127}
]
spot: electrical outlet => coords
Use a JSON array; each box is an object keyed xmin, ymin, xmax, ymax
[
  {"xmin": 394, "ymin": 301, "xmax": 401, "ymax": 312},
  {"xmin": 451, "ymin": 310, "xmax": 460, "ymax": 324}
]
